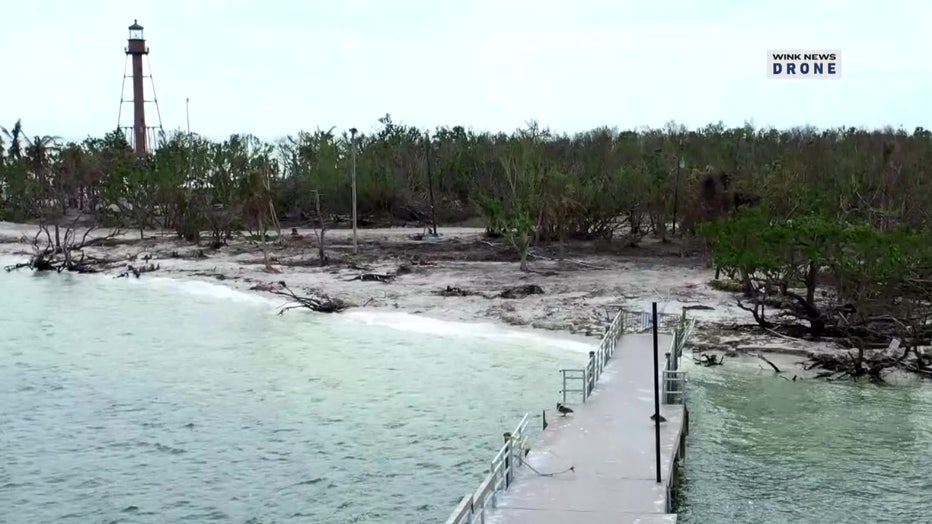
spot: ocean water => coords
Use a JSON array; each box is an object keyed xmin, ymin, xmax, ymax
[
  {"xmin": 0, "ymin": 259, "xmax": 587, "ymax": 523},
  {"xmin": 678, "ymin": 357, "xmax": 932, "ymax": 524},
  {"xmin": 6, "ymin": 257, "xmax": 931, "ymax": 524}
]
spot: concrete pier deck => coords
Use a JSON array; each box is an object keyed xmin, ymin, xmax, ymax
[{"xmin": 487, "ymin": 333, "xmax": 684, "ymax": 524}]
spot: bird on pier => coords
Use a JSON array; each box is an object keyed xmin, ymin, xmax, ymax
[
  {"xmin": 556, "ymin": 403, "xmax": 574, "ymax": 417},
  {"xmin": 651, "ymin": 413, "xmax": 667, "ymax": 423}
]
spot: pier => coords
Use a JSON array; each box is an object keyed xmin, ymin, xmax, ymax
[{"xmin": 445, "ymin": 308, "xmax": 693, "ymax": 524}]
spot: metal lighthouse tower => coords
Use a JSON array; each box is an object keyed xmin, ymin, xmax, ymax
[{"xmin": 117, "ymin": 20, "xmax": 163, "ymax": 155}]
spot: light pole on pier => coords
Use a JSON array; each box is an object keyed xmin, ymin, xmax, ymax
[{"xmin": 652, "ymin": 302, "xmax": 662, "ymax": 484}]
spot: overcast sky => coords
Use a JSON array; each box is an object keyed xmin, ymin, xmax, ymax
[{"xmin": 1, "ymin": 0, "xmax": 928, "ymax": 141}]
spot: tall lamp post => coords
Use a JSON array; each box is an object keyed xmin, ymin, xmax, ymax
[
  {"xmin": 672, "ymin": 141, "xmax": 685, "ymax": 235},
  {"xmin": 349, "ymin": 127, "xmax": 358, "ymax": 254},
  {"xmin": 425, "ymin": 131, "xmax": 438, "ymax": 236}
]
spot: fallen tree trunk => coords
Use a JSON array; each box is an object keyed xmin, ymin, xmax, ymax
[
  {"xmin": 3, "ymin": 262, "xmax": 31, "ymax": 272},
  {"xmin": 348, "ymin": 272, "xmax": 396, "ymax": 283},
  {"xmin": 271, "ymin": 281, "xmax": 348, "ymax": 314},
  {"xmin": 753, "ymin": 352, "xmax": 782, "ymax": 373}
]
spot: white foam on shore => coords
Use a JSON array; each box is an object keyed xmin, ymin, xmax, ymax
[
  {"xmin": 129, "ymin": 276, "xmax": 279, "ymax": 307},
  {"xmin": 341, "ymin": 309, "xmax": 594, "ymax": 353},
  {"xmin": 134, "ymin": 276, "xmax": 596, "ymax": 354},
  {"xmin": 1, "ymin": 256, "xmax": 276, "ymax": 309},
  {"xmin": 3, "ymin": 254, "xmax": 596, "ymax": 353}
]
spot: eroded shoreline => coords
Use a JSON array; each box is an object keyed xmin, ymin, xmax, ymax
[{"xmin": 0, "ymin": 220, "xmax": 822, "ymax": 372}]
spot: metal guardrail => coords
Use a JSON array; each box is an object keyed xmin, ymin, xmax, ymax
[
  {"xmin": 560, "ymin": 308, "xmax": 685, "ymax": 405},
  {"xmin": 663, "ymin": 313, "xmax": 695, "ymax": 405},
  {"xmin": 559, "ymin": 307, "xmax": 626, "ymax": 403},
  {"xmin": 445, "ymin": 414, "xmax": 530, "ymax": 524},
  {"xmin": 621, "ymin": 309, "xmax": 682, "ymax": 334}
]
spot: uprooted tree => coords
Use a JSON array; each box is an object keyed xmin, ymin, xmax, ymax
[
  {"xmin": 4, "ymin": 216, "xmax": 124, "ymax": 274},
  {"xmin": 701, "ymin": 207, "xmax": 932, "ymax": 378}
]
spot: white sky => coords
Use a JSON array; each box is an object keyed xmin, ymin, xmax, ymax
[{"xmin": 1, "ymin": 0, "xmax": 929, "ymax": 141}]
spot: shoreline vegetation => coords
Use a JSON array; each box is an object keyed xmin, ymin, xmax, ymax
[{"xmin": 2, "ymin": 118, "xmax": 932, "ymax": 381}]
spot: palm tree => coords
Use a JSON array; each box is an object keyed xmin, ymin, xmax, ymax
[
  {"xmin": 1, "ymin": 119, "xmax": 25, "ymax": 160},
  {"xmin": 25, "ymin": 134, "xmax": 61, "ymax": 195},
  {"xmin": 58, "ymin": 143, "xmax": 87, "ymax": 211}
]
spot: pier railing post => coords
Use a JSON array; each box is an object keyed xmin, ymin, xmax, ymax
[
  {"xmin": 502, "ymin": 435, "xmax": 512, "ymax": 489},
  {"xmin": 560, "ymin": 370, "xmax": 567, "ymax": 403}
]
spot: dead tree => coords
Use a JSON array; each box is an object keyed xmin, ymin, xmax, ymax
[
  {"xmin": 7, "ymin": 216, "xmax": 123, "ymax": 273},
  {"xmin": 310, "ymin": 190, "xmax": 328, "ymax": 266}
]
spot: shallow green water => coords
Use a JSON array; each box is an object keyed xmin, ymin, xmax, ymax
[
  {"xmin": 0, "ymin": 263, "xmax": 585, "ymax": 523},
  {"xmin": 678, "ymin": 357, "xmax": 932, "ymax": 524}
]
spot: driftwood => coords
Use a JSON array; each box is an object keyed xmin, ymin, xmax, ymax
[
  {"xmin": 348, "ymin": 262, "xmax": 417, "ymax": 283},
  {"xmin": 437, "ymin": 286, "xmax": 477, "ymax": 297},
  {"xmin": 405, "ymin": 256, "xmax": 437, "ymax": 267},
  {"xmin": 271, "ymin": 281, "xmax": 347, "ymax": 314},
  {"xmin": 753, "ymin": 352, "xmax": 782, "ymax": 373},
  {"xmin": 499, "ymin": 284, "xmax": 544, "ymax": 299},
  {"xmin": 3, "ymin": 262, "xmax": 31, "ymax": 272},
  {"xmin": 116, "ymin": 263, "xmax": 160, "ymax": 279},
  {"xmin": 349, "ymin": 273, "xmax": 396, "ymax": 283},
  {"xmin": 694, "ymin": 353, "xmax": 725, "ymax": 367},
  {"xmin": 433, "ymin": 283, "xmax": 544, "ymax": 300},
  {"xmin": 683, "ymin": 304, "xmax": 714, "ymax": 311},
  {"xmin": 527, "ymin": 250, "xmax": 608, "ymax": 270}
]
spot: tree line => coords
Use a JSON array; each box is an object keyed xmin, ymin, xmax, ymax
[{"xmin": 4, "ymin": 115, "xmax": 930, "ymax": 242}]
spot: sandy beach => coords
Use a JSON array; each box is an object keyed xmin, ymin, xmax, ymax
[{"xmin": 0, "ymin": 220, "xmax": 820, "ymax": 372}]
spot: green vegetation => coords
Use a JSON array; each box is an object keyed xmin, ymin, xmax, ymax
[
  {"xmin": 702, "ymin": 208, "xmax": 932, "ymax": 377},
  {"xmin": 5, "ymin": 117, "xmax": 930, "ymax": 240}
]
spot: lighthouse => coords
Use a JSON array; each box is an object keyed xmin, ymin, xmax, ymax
[{"xmin": 118, "ymin": 20, "xmax": 162, "ymax": 155}]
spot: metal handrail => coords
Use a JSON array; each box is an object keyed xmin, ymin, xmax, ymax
[
  {"xmin": 662, "ymin": 314, "xmax": 695, "ymax": 405},
  {"xmin": 561, "ymin": 308, "xmax": 687, "ymax": 405},
  {"xmin": 445, "ymin": 413, "xmax": 530, "ymax": 524},
  {"xmin": 662, "ymin": 369, "xmax": 688, "ymax": 404},
  {"xmin": 559, "ymin": 369, "xmax": 587, "ymax": 403},
  {"xmin": 559, "ymin": 308, "xmax": 627, "ymax": 404},
  {"xmin": 620, "ymin": 309, "xmax": 681, "ymax": 334}
]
